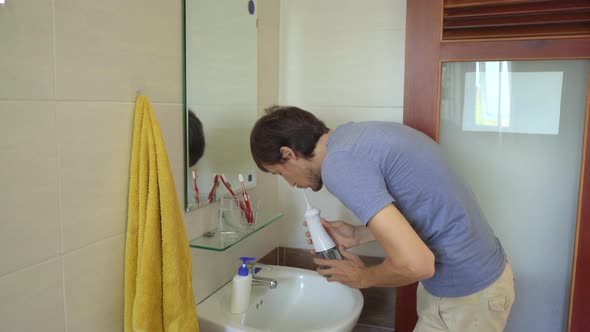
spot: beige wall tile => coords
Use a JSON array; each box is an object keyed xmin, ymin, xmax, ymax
[
  {"xmin": 57, "ymin": 102, "xmax": 133, "ymax": 252},
  {"xmin": 0, "ymin": 0, "xmax": 55, "ymax": 100},
  {"xmin": 57, "ymin": 101, "xmax": 185, "ymax": 251},
  {"xmin": 0, "ymin": 258, "xmax": 66, "ymax": 332},
  {"xmin": 53, "ymin": 0, "xmax": 183, "ymax": 103},
  {"xmin": 63, "ymin": 235, "xmax": 125, "ymax": 332},
  {"xmin": 0, "ymin": 102, "xmax": 61, "ymax": 276}
]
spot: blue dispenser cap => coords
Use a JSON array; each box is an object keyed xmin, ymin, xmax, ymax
[{"xmin": 238, "ymin": 256, "xmax": 256, "ymax": 276}]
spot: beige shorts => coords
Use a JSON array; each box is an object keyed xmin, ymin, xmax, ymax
[{"xmin": 414, "ymin": 260, "xmax": 515, "ymax": 332}]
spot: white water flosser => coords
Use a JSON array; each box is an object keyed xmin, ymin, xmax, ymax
[{"xmin": 302, "ymin": 190, "xmax": 343, "ymax": 261}]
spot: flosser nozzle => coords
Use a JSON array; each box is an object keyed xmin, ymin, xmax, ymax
[{"xmin": 302, "ymin": 189, "xmax": 312, "ymax": 210}]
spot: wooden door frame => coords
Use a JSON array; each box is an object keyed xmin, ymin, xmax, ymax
[{"xmin": 398, "ymin": 1, "xmax": 590, "ymax": 331}]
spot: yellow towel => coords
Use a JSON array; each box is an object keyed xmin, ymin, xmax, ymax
[{"xmin": 124, "ymin": 95, "xmax": 199, "ymax": 332}]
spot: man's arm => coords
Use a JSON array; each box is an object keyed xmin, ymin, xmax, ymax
[
  {"xmin": 314, "ymin": 203, "xmax": 435, "ymax": 288},
  {"xmin": 363, "ymin": 203, "xmax": 435, "ymax": 287}
]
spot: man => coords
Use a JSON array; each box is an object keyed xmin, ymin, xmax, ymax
[{"xmin": 249, "ymin": 106, "xmax": 515, "ymax": 332}]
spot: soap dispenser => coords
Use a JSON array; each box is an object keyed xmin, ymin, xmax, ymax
[{"xmin": 230, "ymin": 256, "xmax": 255, "ymax": 314}]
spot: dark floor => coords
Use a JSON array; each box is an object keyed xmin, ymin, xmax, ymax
[{"xmin": 259, "ymin": 247, "xmax": 396, "ymax": 331}]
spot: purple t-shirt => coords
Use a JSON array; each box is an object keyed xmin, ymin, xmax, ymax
[{"xmin": 322, "ymin": 121, "xmax": 505, "ymax": 297}]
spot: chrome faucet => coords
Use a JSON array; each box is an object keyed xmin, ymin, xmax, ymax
[{"xmin": 247, "ymin": 262, "xmax": 278, "ymax": 289}]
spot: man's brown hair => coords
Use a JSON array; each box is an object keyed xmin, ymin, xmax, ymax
[{"xmin": 250, "ymin": 106, "xmax": 329, "ymax": 171}]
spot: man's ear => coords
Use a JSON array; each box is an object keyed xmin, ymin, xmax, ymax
[{"xmin": 279, "ymin": 146, "xmax": 297, "ymax": 161}]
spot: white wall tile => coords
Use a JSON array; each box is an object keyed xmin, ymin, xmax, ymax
[
  {"xmin": 0, "ymin": 0, "xmax": 55, "ymax": 100},
  {"xmin": 57, "ymin": 102, "xmax": 133, "ymax": 252},
  {"xmin": 281, "ymin": 30, "xmax": 405, "ymax": 107},
  {"xmin": 63, "ymin": 235, "xmax": 125, "ymax": 332},
  {"xmin": 0, "ymin": 258, "xmax": 66, "ymax": 332},
  {"xmin": 281, "ymin": 0, "xmax": 405, "ymax": 31},
  {"xmin": 300, "ymin": 106, "xmax": 403, "ymax": 127},
  {"xmin": 53, "ymin": 0, "xmax": 183, "ymax": 103},
  {"xmin": 0, "ymin": 102, "xmax": 61, "ymax": 276},
  {"xmin": 278, "ymin": 1, "xmax": 406, "ymax": 255},
  {"xmin": 280, "ymin": 0, "xmax": 406, "ymax": 107}
]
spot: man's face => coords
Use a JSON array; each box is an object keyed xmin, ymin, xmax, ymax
[{"xmin": 264, "ymin": 159, "xmax": 323, "ymax": 191}]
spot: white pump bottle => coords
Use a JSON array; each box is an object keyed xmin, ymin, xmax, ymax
[
  {"xmin": 302, "ymin": 190, "xmax": 343, "ymax": 262},
  {"xmin": 230, "ymin": 256, "xmax": 255, "ymax": 314}
]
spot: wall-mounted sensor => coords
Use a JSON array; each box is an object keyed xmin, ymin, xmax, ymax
[{"xmin": 248, "ymin": 0, "xmax": 255, "ymax": 15}]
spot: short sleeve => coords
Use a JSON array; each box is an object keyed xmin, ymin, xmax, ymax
[{"xmin": 322, "ymin": 151, "xmax": 394, "ymax": 225}]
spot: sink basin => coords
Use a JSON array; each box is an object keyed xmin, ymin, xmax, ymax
[{"xmin": 197, "ymin": 265, "xmax": 364, "ymax": 332}]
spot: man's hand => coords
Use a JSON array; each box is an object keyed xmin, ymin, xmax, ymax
[
  {"xmin": 313, "ymin": 246, "xmax": 368, "ymax": 288},
  {"xmin": 304, "ymin": 218, "xmax": 359, "ymax": 250},
  {"xmin": 305, "ymin": 204, "xmax": 434, "ymax": 290}
]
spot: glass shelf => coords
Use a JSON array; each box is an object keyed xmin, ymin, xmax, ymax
[{"xmin": 189, "ymin": 211, "xmax": 284, "ymax": 251}]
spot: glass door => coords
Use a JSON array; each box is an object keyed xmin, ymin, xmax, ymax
[{"xmin": 439, "ymin": 60, "xmax": 590, "ymax": 332}]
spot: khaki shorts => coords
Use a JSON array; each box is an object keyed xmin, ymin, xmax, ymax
[{"xmin": 414, "ymin": 260, "xmax": 515, "ymax": 332}]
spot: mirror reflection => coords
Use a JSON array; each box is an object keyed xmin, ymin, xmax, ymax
[
  {"xmin": 188, "ymin": 110, "xmax": 205, "ymax": 167},
  {"xmin": 184, "ymin": 0, "xmax": 259, "ymax": 211}
]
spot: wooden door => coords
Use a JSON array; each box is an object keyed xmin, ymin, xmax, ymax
[{"xmin": 398, "ymin": 1, "xmax": 590, "ymax": 331}]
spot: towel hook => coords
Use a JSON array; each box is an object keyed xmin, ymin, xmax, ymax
[{"xmin": 136, "ymin": 89, "xmax": 143, "ymax": 97}]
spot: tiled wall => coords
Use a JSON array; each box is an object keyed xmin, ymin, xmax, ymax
[
  {"xmin": 0, "ymin": 0, "xmax": 282, "ymax": 330},
  {"xmin": 277, "ymin": 0, "xmax": 407, "ymax": 256}
]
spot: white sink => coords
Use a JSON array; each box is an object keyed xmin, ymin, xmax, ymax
[{"xmin": 197, "ymin": 265, "xmax": 364, "ymax": 332}]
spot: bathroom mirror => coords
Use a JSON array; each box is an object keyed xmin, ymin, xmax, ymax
[{"xmin": 183, "ymin": 0, "xmax": 258, "ymax": 211}]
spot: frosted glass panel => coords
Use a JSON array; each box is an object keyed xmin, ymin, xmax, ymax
[
  {"xmin": 462, "ymin": 62, "xmax": 563, "ymax": 134},
  {"xmin": 440, "ymin": 60, "xmax": 589, "ymax": 332}
]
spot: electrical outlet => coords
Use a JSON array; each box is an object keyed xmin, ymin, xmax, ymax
[{"xmin": 244, "ymin": 172, "xmax": 256, "ymax": 189}]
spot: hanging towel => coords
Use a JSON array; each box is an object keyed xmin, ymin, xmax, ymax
[{"xmin": 124, "ymin": 95, "xmax": 199, "ymax": 332}]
